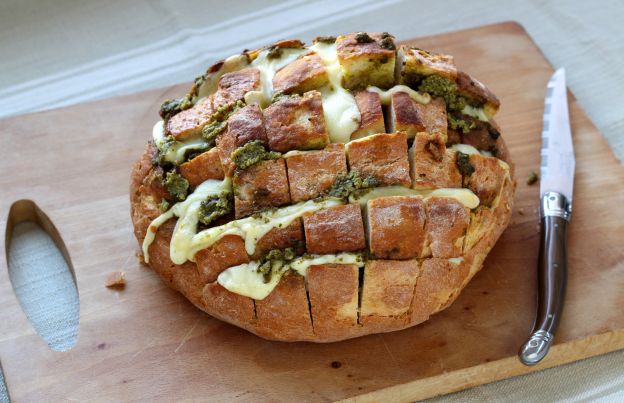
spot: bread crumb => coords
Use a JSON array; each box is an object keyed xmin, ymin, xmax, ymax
[
  {"xmin": 518, "ymin": 208, "xmax": 525, "ymax": 216},
  {"xmin": 527, "ymin": 171, "xmax": 539, "ymax": 185},
  {"xmin": 106, "ymin": 271, "xmax": 126, "ymax": 288}
]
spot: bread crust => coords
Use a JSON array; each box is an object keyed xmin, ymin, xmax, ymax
[{"xmin": 130, "ymin": 137, "xmax": 515, "ymax": 342}]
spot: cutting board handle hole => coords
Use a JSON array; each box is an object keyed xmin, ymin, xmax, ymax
[{"xmin": 4, "ymin": 199, "xmax": 80, "ymax": 352}]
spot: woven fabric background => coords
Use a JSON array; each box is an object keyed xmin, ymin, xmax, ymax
[{"xmin": 1, "ymin": 0, "xmax": 622, "ymax": 401}]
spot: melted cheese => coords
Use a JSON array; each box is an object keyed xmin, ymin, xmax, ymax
[
  {"xmin": 461, "ymin": 104, "xmax": 489, "ymax": 122},
  {"xmin": 350, "ymin": 186, "xmax": 480, "ymax": 209},
  {"xmin": 218, "ymin": 252, "xmax": 364, "ymax": 299},
  {"xmin": 196, "ymin": 54, "xmax": 249, "ymax": 100},
  {"xmin": 309, "ymin": 42, "xmax": 361, "ymax": 143},
  {"xmin": 152, "ymin": 120, "xmax": 209, "ymax": 165},
  {"xmin": 245, "ymin": 48, "xmax": 307, "ymax": 107},
  {"xmin": 451, "ymin": 144, "xmax": 480, "ymax": 155},
  {"xmin": 188, "ymin": 198, "xmax": 343, "ymax": 261},
  {"xmin": 142, "ymin": 178, "xmax": 232, "ymax": 263},
  {"xmin": 366, "ymin": 85, "xmax": 431, "ymax": 105}
]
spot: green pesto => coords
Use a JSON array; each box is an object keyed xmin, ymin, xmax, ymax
[
  {"xmin": 231, "ymin": 140, "xmax": 281, "ymax": 170},
  {"xmin": 163, "ymin": 171, "xmax": 189, "ymax": 201},
  {"xmin": 527, "ymin": 171, "xmax": 539, "ymax": 186},
  {"xmin": 266, "ymin": 46, "xmax": 283, "ymax": 59},
  {"xmin": 159, "ymin": 96, "xmax": 193, "ymax": 120},
  {"xmin": 326, "ymin": 171, "xmax": 379, "ymax": 200},
  {"xmin": 354, "ymin": 32, "xmax": 374, "ymax": 43},
  {"xmin": 448, "ymin": 113, "xmax": 477, "ymax": 134},
  {"xmin": 314, "ymin": 35, "xmax": 336, "ymax": 44},
  {"xmin": 198, "ymin": 193, "xmax": 232, "ymax": 226},
  {"xmin": 418, "ymin": 75, "xmax": 467, "ymax": 111},
  {"xmin": 271, "ymin": 92, "xmax": 298, "ymax": 104},
  {"xmin": 379, "ymin": 32, "xmax": 395, "ymax": 50},
  {"xmin": 211, "ymin": 100, "xmax": 244, "ymax": 122},
  {"xmin": 257, "ymin": 248, "xmax": 296, "ymax": 283},
  {"xmin": 201, "ymin": 120, "xmax": 227, "ymax": 146},
  {"xmin": 456, "ymin": 152, "xmax": 475, "ymax": 177},
  {"xmin": 158, "ymin": 199, "xmax": 170, "ymax": 213}
]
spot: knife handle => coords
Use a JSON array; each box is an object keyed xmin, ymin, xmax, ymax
[{"xmin": 519, "ymin": 192, "xmax": 570, "ymax": 366}]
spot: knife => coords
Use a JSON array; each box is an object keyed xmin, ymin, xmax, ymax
[{"xmin": 519, "ymin": 68, "xmax": 575, "ymax": 366}]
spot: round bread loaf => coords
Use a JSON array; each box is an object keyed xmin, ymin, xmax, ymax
[{"xmin": 130, "ymin": 32, "xmax": 515, "ymax": 342}]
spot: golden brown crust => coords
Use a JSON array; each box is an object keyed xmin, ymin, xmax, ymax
[
  {"xmin": 264, "ymin": 91, "xmax": 329, "ymax": 152},
  {"xmin": 179, "ymin": 148, "xmax": 224, "ymax": 187},
  {"xmin": 273, "ymin": 52, "xmax": 328, "ymax": 95},
  {"xmin": 410, "ymin": 132, "xmax": 462, "ymax": 190},
  {"xmin": 233, "ymin": 158, "xmax": 291, "ymax": 218},
  {"xmin": 367, "ymin": 196, "xmax": 426, "ymax": 259},
  {"xmin": 302, "ymin": 204, "xmax": 366, "ymax": 254},
  {"xmin": 285, "ymin": 144, "xmax": 347, "ymax": 202},
  {"xmin": 347, "ymin": 132, "xmax": 411, "ymax": 187},
  {"xmin": 389, "ymin": 93, "xmax": 447, "ymax": 140},
  {"xmin": 351, "ymin": 90, "xmax": 385, "ymax": 139}
]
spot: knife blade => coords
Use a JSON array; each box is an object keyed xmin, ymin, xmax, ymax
[{"xmin": 519, "ymin": 68, "xmax": 575, "ymax": 366}]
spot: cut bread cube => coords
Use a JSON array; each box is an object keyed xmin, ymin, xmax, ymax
[
  {"xmin": 463, "ymin": 206, "xmax": 497, "ymax": 252},
  {"xmin": 215, "ymin": 104, "xmax": 268, "ymax": 177},
  {"xmin": 360, "ymin": 259, "xmax": 420, "ymax": 326},
  {"xmin": 179, "ymin": 148, "xmax": 224, "ymax": 187},
  {"xmin": 388, "ymin": 93, "xmax": 447, "ymax": 140},
  {"xmin": 346, "ymin": 132, "xmax": 411, "ymax": 187},
  {"xmin": 233, "ymin": 158, "xmax": 291, "ymax": 218},
  {"xmin": 303, "ymin": 204, "xmax": 366, "ymax": 254},
  {"xmin": 410, "ymin": 258, "xmax": 469, "ymax": 323},
  {"xmin": 395, "ymin": 46, "xmax": 457, "ymax": 87},
  {"xmin": 460, "ymin": 118, "xmax": 501, "ymax": 152},
  {"xmin": 409, "ymin": 132, "xmax": 462, "ymax": 189},
  {"xmin": 456, "ymin": 71, "xmax": 500, "ymax": 119},
  {"xmin": 203, "ymin": 282, "xmax": 255, "ymax": 324},
  {"xmin": 336, "ymin": 32, "xmax": 396, "ymax": 90},
  {"xmin": 285, "ymin": 144, "xmax": 347, "ymax": 202},
  {"xmin": 307, "ymin": 264, "xmax": 359, "ymax": 339},
  {"xmin": 251, "ymin": 218, "xmax": 305, "ymax": 260},
  {"xmin": 466, "ymin": 153, "xmax": 507, "ymax": 206},
  {"xmin": 425, "ymin": 196, "xmax": 470, "ymax": 258},
  {"xmin": 264, "ymin": 90, "xmax": 329, "ymax": 152},
  {"xmin": 212, "ymin": 67, "xmax": 261, "ymax": 108},
  {"xmin": 273, "ymin": 52, "xmax": 329, "ymax": 95},
  {"xmin": 166, "ymin": 96, "xmax": 214, "ymax": 140},
  {"xmin": 351, "ymin": 90, "xmax": 385, "ymax": 140},
  {"xmin": 195, "ymin": 234, "xmax": 249, "ymax": 283},
  {"xmin": 254, "ymin": 272, "xmax": 314, "ymax": 340},
  {"xmin": 367, "ymin": 196, "xmax": 426, "ymax": 259},
  {"xmin": 227, "ymin": 103, "xmax": 268, "ymax": 146}
]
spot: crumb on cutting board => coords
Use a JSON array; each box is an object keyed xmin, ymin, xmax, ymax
[
  {"xmin": 527, "ymin": 171, "xmax": 539, "ymax": 185},
  {"xmin": 106, "ymin": 271, "xmax": 126, "ymax": 288}
]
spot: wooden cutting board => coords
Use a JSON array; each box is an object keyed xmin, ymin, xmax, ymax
[{"xmin": 0, "ymin": 22, "xmax": 623, "ymax": 402}]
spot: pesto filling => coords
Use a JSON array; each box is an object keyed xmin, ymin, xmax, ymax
[
  {"xmin": 231, "ymin": 140, "xmax": 281, "ymax": 170},
  {"xmin": 456, "ymin": 152, "xmax": 475, "ymax": 177},
  {"xmin": 163, "ymin": 171, "xmax": 189, "ymax": 201},
  {"xmin": 325, "ymin": 170, "xmax": 379, "ymax": 200},
  {"xmin": 159, "ymin": 96, "xmax": 193, "ymax": 120},
  {"xmin": 418, "ymin": 75, "xmax": 472, "ymax": 111},
  {"xmin": 448, "ymin": 113, "xmax": 477, "ymax": 134},
  {"xmin": 198, "ymin": 193, "xmax": 233, "ymax": 226},
  {"xmin": 256, "ymin": 248, "xmax": 297, "ymax": 283}
]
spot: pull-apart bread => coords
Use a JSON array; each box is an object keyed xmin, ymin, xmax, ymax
[{"xmin": 131, "ymin": 32, "xmax": 515, "ymax": 342}]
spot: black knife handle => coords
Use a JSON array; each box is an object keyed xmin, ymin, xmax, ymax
[{"xmin": 519, "ymin": 192, "xmax": 570, "ymax": 365}]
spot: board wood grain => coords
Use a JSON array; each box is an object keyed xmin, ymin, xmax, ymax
[{"xmin": 0, "ymin": 22, "xmax": 623, "ymax": 402}]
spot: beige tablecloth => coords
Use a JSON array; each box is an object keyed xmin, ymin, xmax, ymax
[{"xmin": 0, "ymin": 0, "xmax": 622, "ymax": 401}]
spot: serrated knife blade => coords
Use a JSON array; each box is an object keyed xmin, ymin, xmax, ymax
[
  {"xmin": 519, "ymin": 68, "xmax": 575, "ymax": 366},
  {"xmin": 540, "ymin": 68, "xmax": 575, "ymax": 202}
]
